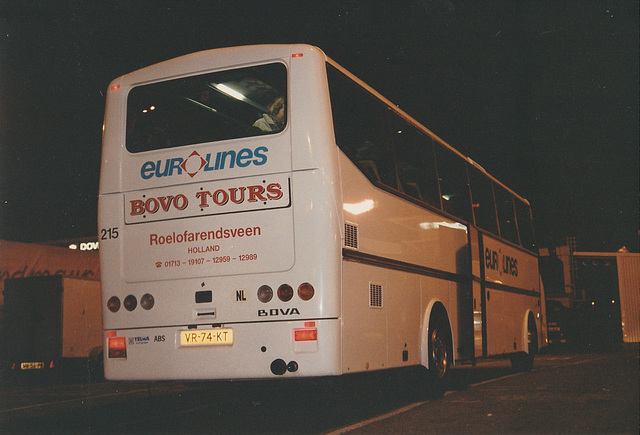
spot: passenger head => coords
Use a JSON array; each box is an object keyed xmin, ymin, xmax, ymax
[{"xmin": 268, "ymin": 97, "xmax": 285, "ymax": 125}]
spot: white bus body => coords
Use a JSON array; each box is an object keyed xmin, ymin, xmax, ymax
[{"xmin": 99, "ymin": 44, "xmax": 542, "ymax": 381}]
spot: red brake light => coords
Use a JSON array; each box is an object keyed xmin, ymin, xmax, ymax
[{"xmin": 292, "ymin": 53, "xmax": 303, "ymax": 58}]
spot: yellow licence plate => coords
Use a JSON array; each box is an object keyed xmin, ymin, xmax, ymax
[
  {"xmin": 21, "ymin": 362, "xmax": 45, "ymax": 370},
  {"xmin": 180, "ymin": 329, "xmax": 233, "ymax": 346}
]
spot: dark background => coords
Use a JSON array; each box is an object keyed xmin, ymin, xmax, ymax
[{"xmin": 1, "ymin": 0, "xmax": 637, "ymax": 252}]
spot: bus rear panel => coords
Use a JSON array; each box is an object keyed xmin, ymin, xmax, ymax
[{"xmin": 99, "ymin": 45, "xmax": 342, "ymax": 380}]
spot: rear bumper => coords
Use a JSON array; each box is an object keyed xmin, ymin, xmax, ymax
[{"xmin": 104, "ymin": 318, "xmax": 341, "ymax": 381}]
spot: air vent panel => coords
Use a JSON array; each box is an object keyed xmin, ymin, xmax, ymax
[
  {"xmin": 344, "ymin": 222, "xmax": 359, "ymax": 249},
  {"xmin": 369, "ymin": 283, "xmax": 383, "ymax": 308}
]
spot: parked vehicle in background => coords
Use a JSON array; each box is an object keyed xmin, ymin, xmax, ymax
[{"xmin": 1, "ymin": 276, "xmax": 103, "ymax": 381}]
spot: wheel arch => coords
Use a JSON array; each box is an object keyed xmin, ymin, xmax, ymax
[{"xmin": 522, "ymin": 309, "xmax": 539, "ymax": 354}]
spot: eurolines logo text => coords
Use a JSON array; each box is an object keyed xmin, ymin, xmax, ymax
[{"xmin": 140, "ymin": 146, "xmax": 268, "ymax": 180}]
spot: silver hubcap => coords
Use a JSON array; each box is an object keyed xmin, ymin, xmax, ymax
[{"xmin": 430, "ymin": 328, "xmax": 448, "ymax": 378}]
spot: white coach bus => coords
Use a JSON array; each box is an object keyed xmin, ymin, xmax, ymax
[{"xmin": 98, "ymin": 44, "xmax": 544, "ymax": 381}]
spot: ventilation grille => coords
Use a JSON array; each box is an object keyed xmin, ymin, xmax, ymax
[
  {"xmin": 344, "ymin": 222, "xmax": 359, "ymax": 249},
  {"xmin": 369, "ymin": 283, "xmax": 383, "ymax": 308}
]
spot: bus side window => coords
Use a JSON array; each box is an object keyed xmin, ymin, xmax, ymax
[
  {"xmin": 469, "ymin": 167, "xmax": 499, "ymax": 235},
  {"xmin": 393, "ymin": 121, "xmax": 440, "ymax": 208},
  {"xmin": 495, "ymin": 186, "xmax": 519, "ymax": 244},
  {"xmin": 435, "ymin": 146, "xmax": 472, "ymax": 222},
  {"xmin": 327, "ymin": 66, "xmax": 397, "ymax": 189},
  {"xmin": 515, "ymin": 200, "xmax": 536, "ymax": 251}
]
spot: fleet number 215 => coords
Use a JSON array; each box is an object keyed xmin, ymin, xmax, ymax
[{"xmin": 101, "ymin": 227, "xmax": 119, "ymax": 240}]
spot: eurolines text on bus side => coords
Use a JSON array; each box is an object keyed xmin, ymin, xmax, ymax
[{"xmin": 140, "ymin": 146, "xmax": 268, "ymax": 180}]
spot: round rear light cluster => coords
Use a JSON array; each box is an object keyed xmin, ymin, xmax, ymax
[
  {"xmin": 107, "ymin": 294, "xmax": 155, "ymax": 313},
  {"xmin": 257, "ymin": 283, "xmax": 314, "ymax": 303}
]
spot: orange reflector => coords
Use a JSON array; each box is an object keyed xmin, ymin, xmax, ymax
[
  {"xmin": 106, "ymin": 330, "xmax": 117, "ymax": 337},
  {"xmin": 292, "ymin": 53, "xmax": 303, "ymax": 58},
  {"xmin": 294, "ymin": 328, "xmax": 317, "ymax": 341},
  {"xmin": 304, "ymin": 321, "xmax": 315, "ymax": 328},
  {"xmin": 110, "ymin": 84, "xmax": 120, "ymax": 90},
  {"xmin": 49, "ymin": 361, "xmax": 55, "ymax": 369}
]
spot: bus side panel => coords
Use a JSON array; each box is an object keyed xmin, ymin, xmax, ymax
[
  {"xmin": 385, "ymin": 269, "xmax": 422, "ymax": 367},
  {"xmin": 341, "ymin": 260, "xmax": 462, "ymax": 374},
  {"xmin": 339, "ymin": 154, "xmax": 468, "ymax": 276},
  {"xmin": 342, "ymin": 261, "xmax": 387, "ymax": 373},
  {"xmin": 482, "ymin": 235, "xmax": 541, "ymax": 356}
]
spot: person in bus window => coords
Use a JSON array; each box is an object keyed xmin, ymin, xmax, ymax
[{"xmin": 253, "ymin": 96, "xmax": 285, "ymax": 132}]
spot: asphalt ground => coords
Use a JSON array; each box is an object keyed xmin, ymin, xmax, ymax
[{"xmin": 1, "ymin": 346, "xmax": 638, "ymax": 434}]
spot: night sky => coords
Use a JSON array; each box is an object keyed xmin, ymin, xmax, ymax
[{"xmin": 1, "ymin": 1, "xmax": 638, "ymax": 252}]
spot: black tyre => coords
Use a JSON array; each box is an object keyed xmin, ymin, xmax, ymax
[{"xmin": 428, "ymin": 314, "xmax": 452, "ymax": 390}]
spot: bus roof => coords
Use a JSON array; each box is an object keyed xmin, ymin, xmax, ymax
[
  {"xmin": 325, "ymin": 54, "xmax": 530, "ymax": 207},
  {"xmin": 107, "ymin": 43, "xmax": 530, "ymax": 207}
]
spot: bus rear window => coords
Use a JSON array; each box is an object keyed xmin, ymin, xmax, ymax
[{"xmin": 126, "ymin": 63, "xmax": 287, "ymax": 153}]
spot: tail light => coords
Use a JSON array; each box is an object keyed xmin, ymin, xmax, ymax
[
  {"xmin": 297, "ymin": 282, "xmax": 315, "ymax": 301},
  {"xmin": 124, "ymin": 295, "xmax": 137, "ymax": 311},
  {"xmin": 140, "ymin": 293, "xmax": 155, "ymax": 310},
  {"xmin": 257, "ymin": 285, "xmax": 273, "ymax": 303},
  {"xmin": 108, "ymin": 335, "xmax": 127, "ymax": 359},
  {"xmin": 293, "ymin": 322, "xmax": 318, "ymax": 353},
  {"xmin": 294, "ymin": 328, "xmax": 318, "ymax": 341},
  {"xmin": 277, "ymin": 284, "xmax": 294, "ymax": 302},
  {"xmin": 107, "ymin": 296, "xmax": 121, "ymax": 312}
]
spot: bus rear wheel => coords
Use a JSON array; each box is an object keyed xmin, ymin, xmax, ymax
[{"xmin": 428, "ymin": 319, "xmax": 451, "ymax": 386}]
